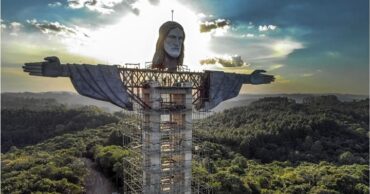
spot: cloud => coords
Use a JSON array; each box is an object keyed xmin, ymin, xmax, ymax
[
  {"xmin": 26, "ymin": 19, "xmax": 89, "ymax": 39},
  {"xmin": 200, "ymin": 58, "xmax": 217, "ymax": 65},
  {"xmin": 1, "ymin": 20, "xmax": 6, "ymax": 31},
  {"xmin": 48, "ymin": 2, "xmax": 62, "ymax": 7},
  {"xmin": 197, "ymin": 13, "xmax": 207, "ymax": 19},
  {"xmin": 200, "ymin": 19, "xmax": 230, "ymax": 33},
  {"xmin": 300, "ymin": 69, "xmax": 322, "ymax": 77},
  {"xmin": 9, "ymin": 22, "xmax": 23, "ymax": 36},
  {"xmin": 197, "ymin": 12, "xmax": 214, "ymax": 19},
  {"xmin": 301, "ymin": 73, "xmax": 314, "ymax": 77},
  {"xmin": 274, "ymin": 75, "xmax": 290, "ymax": 83},
  {"xmin": 210, "ymin": 35, "xmax": 304, "ymax": 64},
  {"xmin": 200, "ymin": 55, "xmax": 248, "ymax": 67},
  {"xmin": 241, "ymin": 33, "xmax": 254, "ymax": 38},
  {"xmin": 258, "ymin": 25, "xmax": 277, "ymax": 32},
  {"xmin": 272, "ymin": 40, "xmax": 304, "ymax": 57},
  {"xmin": 326, "ymin": 51, "xmax": 339, "ymax": 57},
  {"xmin": 148, "ymin": 0, "xmax": 159, "ymax": 5},
  {"xmin": 268, "ymin": 64, "xmax": 284, "ymax": 71},
  {"xmin": 27, "ymin": 19, "xmax": 74, "ymax": 35},
  {"xmin": 67, "ymin": 0, "xmax": 139, "ymax": 15}
]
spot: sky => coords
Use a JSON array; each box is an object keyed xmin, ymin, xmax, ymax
[{"xmin": 1, "ymin": 0, "xmax": 369, "ymax": 95}]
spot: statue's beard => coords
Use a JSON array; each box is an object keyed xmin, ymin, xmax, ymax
[
  {"xmin": 165, "ymin": 50, "xmax": 180, "ymax": 59},
  {"xmin": 164, "ymin": 44, "xmax": 181, "ymax": 59}
]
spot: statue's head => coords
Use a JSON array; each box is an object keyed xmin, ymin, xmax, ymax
[{"xmin": 152, "ymin": 21, "xmax": 185, "ymax": 68}]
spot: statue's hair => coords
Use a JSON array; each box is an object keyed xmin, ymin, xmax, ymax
[{"xmin": 152, "ymin": 21, "xmax": 185, "ymax": 68}]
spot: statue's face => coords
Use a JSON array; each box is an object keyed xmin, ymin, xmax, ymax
[{"xmin": 164, "ymin": 27, "xmax": 184, "ymax": 58}]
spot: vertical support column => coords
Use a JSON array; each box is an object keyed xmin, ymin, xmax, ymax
[
  {"xmin": 142, "ymin": 81, "xmax": 161, "ymax": 194},
  {"xmin": 142, "ymin": 81, "xmax": 192, "ymax": 194},
  {"xmin": 182, "ymin": 82, "xmax": 193, "ymax": 194}
]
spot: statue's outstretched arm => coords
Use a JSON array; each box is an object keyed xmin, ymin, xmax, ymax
[
  {"xmin": 23, "ymin": 56, "xmax": 133, "ymax": 110},
  {"xmin": 246, "ymin": 69, "xmax": 275, "ymax": 85},
  {"xmin": 23, "ymin": 56, "xmax": 70, "ymax": 77}
]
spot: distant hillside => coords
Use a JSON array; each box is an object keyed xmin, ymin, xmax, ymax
[
  {"xmin": 212, "ymin": 93, "xmax": 369, "ymax": 112},
  {"xmin": 2, "ymin": 92, "xmax": 122, "ymax": 112},
  {"xmin": 2, "ymin": 92, "xmax": 367, "ymax": 113}
]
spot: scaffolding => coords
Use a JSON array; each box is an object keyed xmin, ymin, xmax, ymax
[
  {"xmin": 117, "ymin": 68, "xmax": 210, "ymax": 110},
  {"xmin": 118, "ymin": 65, "xmax": 215, "ymax": 194},
  {"xmin": 122, "ymin": 113, "xmax": 143, "ymax": 194}
]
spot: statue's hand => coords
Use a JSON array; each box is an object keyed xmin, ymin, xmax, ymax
[
  {"xmin": 250, "ymin": 70, "xmax": 275, "ymax": 84},
  {"xmin": 23, "ymin": 56, "xmax": 62, "ymax": 77}
]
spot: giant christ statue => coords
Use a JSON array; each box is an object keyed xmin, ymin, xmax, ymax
[{"xmin": 23, "ymin": 21, "xmax": 274, "ymax": 110}]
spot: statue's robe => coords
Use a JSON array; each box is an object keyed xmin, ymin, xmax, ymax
[
  {"xmin": 68, "ymin": 64, "xmax": 133, "ymax": 110},
  {"xmin": 67, "ymin": 65, "xmax": 248, "ymax": 111},
  {"xmin": 200, "ymin": 71, "xmax": 248, "ymax": 110}
]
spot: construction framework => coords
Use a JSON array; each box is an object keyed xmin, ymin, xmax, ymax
[
  {"xmin": 120, "ymin": 68, "xmax": 214, "ymax": 194},
  {"xmin": 118, "ymin": 68, "xmax": 210, "ymax": 109}
]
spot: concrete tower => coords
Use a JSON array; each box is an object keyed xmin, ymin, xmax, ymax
[{"xmin": 142, "ymin": 81, "xmax": 192, "ymax": 194}]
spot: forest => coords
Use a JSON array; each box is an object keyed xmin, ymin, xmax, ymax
[
  {"xmin": 1, "ymin": 95, "xmax": 369, "ymax": 193},
  {"xmin": 195, "ymin": 96, "xmax": 368, "ymax": 164},
  {"xmin": 2, "ymin": 105, "xmax": 122, "ymax": 152}
]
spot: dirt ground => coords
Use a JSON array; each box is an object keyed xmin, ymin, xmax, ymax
[{"xmin": 82, "ymin": 158, "xmax": 120, "ymax": 194}]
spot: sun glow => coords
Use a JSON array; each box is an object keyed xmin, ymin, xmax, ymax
[
  {"xmin": 272, "ymin": 40, "xmax": 303, "ymax": 57},
  {"xmin": 66, "ymin": 0, "xmax": 213, "ymax": 71}
]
